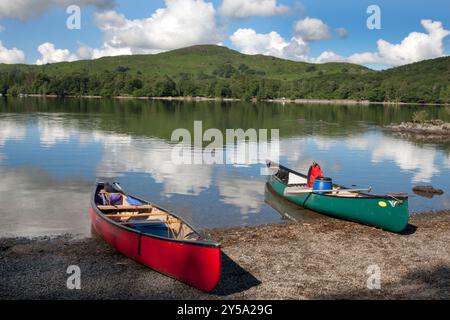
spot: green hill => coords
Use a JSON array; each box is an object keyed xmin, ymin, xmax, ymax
[
  {"xmin": 377, "ymin": 56, "xmax": 450, "ymax": 103},
  {"xmin": 0, "ymin": 45, "xmax": 371, "ymax": 81},
  {"xmin": 0, "ymin": 45, "xmax": 448, "ymax": 103}
]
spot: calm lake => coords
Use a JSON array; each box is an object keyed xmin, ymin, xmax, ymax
[{"xmin": 1, "ymin": 98, "xmax": 450, "ymax": 237}]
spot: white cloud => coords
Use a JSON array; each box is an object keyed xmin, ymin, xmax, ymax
[
  {"xmin": 315, "ymin": 50, "xmax": 346, "ymax": 63},
  {"xmin": 0, "ymin": 25, "xmax": 5, "ymax": 32},
  {"xmin": 75, "ymin": 45, "xmax": 94, "ymax": 60},
  {"xmin": 219, "ymin": 0, "xmax": 288, "ymax": 19},
  {"xmin": 294, "ymin": 17, "xmax": 331, "ymax": 41},
  {"xmin": 94, "ymin": 0, "xmax": 222, "ymax": 54},
  {"xmin": 35, "ymin": 41, "xmax": 133, "ymax": 65},
  {"xmin": 0, "ymin": 40, "xmax": 26, "ymax": 64},
  {"xmin": 375, "ymin": 19, "xmax": 449, "ymax": 65},
  {"xmin": 335, "ymin": 27, "xmax": 348, "ymax": 39},
  {"xmin": 315, "ymin": 19, "xmax": 450, "ymax": 67},
  {"xmin": 95, "ymin": 9, "xmax": 127, "ymax": 30},
  {"xmin": 231, "ymin": 18, "xmax": 448, "ymax": 67},
  {"xmin": 32, "ymin": 0, "xmax": 222, "ymax": 63},
  {"xmin": 230, "ymin": 16, "xmax": 333, "ymax": 62},
  {"xmin": 36, "ymin": 42, "xmax": 77, "ymax": 65},
  {"xmin": 89, "ymin": 44, "xmax": 133, "ymax": 60},
  {"xmin": 0, "ymin": 0, "xmax": 116, "ymax": 20},
  {"xmin": 230, "ymin": 28, "xmax": 308, "ymax": 61}
]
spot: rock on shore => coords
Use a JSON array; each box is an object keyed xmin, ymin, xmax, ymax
[{"xmin": 412, "ymin": 186, "xmax": 444, "ymax": 198}]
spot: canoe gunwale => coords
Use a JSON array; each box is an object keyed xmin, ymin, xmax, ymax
[
  {"xmin": 91, "ymin": 182, "xmax": 221, "ymax": 249},
  {"xmin": 272, "ymin": 164, "xmax": 408, "ymax": 201}
]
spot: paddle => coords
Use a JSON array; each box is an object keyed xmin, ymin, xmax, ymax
[{"xmin": 284, "ymin": 187, "xmax": 372, "ymax": 195}]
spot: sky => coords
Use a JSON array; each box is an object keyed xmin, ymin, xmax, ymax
[{"xmin": 0, "ymin": 0, "xmax": 448, "ymax": 69}]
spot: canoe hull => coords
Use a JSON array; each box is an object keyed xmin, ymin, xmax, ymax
[
  {"xmin": 90, "ymin": 207, "xmax": 221, "ymax": 292},
  {"xmin": 268, "ymin": 175, "xmax": 409, "ymax": 233}
]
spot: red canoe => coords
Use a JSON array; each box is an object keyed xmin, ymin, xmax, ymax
[{"xmin": 90, "ymin": 182, "xmax": 221, "ymax": 292}]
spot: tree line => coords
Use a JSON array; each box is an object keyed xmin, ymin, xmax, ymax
[{"xmin": 0, "ymin": 63, "xmax": 448, "ymax": 104}]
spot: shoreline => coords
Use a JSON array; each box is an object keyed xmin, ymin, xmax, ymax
[
  {"xmin": 5, "ymin": 94, "xmax": 449, "ymax": 107},
  {"xmin": 1, "ymin": 210, "xmax": 449, "ymax": 299}
]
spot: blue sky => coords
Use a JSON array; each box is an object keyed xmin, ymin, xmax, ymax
[{"xmin": 0, "ymin": 0, "xmax": 448, "ymax": 69}]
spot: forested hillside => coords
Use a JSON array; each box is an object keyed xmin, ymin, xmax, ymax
[{"xmin": 0, "ymin": 45, "xmax": 448, "ymax": 103}]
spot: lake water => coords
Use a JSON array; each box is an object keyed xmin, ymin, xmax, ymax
[{"xmin": 1, "ymin": 98, "xmax": 449, "ymax": 237}]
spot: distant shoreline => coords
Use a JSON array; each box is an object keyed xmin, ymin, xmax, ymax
[{"xmin": 3, "ymin": 93, "xmax": 449, "ymax": 106}]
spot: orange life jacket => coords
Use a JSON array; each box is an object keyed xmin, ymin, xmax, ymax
[{"xmin": 307, "ymin": 164, "xmax": 324, "ymax": 188}]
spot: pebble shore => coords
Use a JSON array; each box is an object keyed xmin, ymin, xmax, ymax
[{"xmin": 1, "ymin": 211, "xmax": 449, "ymax": 300}]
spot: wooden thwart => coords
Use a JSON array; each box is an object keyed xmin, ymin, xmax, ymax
[
  {"xmin": 106, "ymin": 213, "xmax": 155, "ymax": 218},
  {"xmin": 121, "ymin": 218, "xmax": 179, "ymax": 226},
  {"xmin": 98, "ymin": 205, "xmax": 153, "ymax": 211}
]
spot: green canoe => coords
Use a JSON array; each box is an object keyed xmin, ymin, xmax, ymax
[{"xmin": 266, "ymin": 161, "xmax": 409, "ymax": 233}]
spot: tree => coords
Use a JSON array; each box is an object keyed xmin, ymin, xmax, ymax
[
  {"xmin": 213, "ymin": 63, "xmax": 236, "ymax": 78},
  {"xmin": 155, "ymin": 76, "xmax": 176, "ymax": 97}
]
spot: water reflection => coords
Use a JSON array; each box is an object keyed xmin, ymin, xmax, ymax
[
  {"xmin": 371, "ymin": 138, "xmax": 439, "ymax": 183},
  {"xmin": 0, "ymin": 167, "xmax": 91, "ymax": 237},
  {"xmin": 0, "ymin": 117, "xmax": 27, "ymax": 146},
  {"xmin": 286, "ymin": 134, "xmax": 441, "ymax": 184},
  {"xmin": 0, "ymin": 98, "xmax": 449, "ymax": 237},
  {"xmin": 96, "ymin": 136, "xmax": 213, "ymax": 196},
  {"xmin": 38, "ymin": 116, "xmax": 79, "ymax": 147},
  {"xmin": 264, "ymin": 185, "xmax": 324, "ymax": 223},
  {"xmin": 216, "ymin": 175, "xmax": 265, "ymax": 217}
]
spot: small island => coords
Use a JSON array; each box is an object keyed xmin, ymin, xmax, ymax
[
  {"xmin": 386, "ymin": 110, "xmax": 450, "ymax": 139},
  {"xmin": 387, "ymin": 119, "xmax": 450, "ymax": 135}
]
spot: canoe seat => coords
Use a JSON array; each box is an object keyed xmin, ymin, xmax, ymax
[
  {"xmin": 132, "ymin": 222, "xmax": 172, "ymax": 238},
  {"xmin": 287, "ymin": 173, "xmax": 307, "ymax": 186}
]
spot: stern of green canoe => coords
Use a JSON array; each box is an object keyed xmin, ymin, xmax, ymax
[{"xmin": 268, "ymin": 175, "xmax": 409, "ymax": 233}]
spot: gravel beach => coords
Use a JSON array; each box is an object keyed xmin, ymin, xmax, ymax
[{"xmin": 1, "ymin": 211, "xmax": 449, "ymax": 300}]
